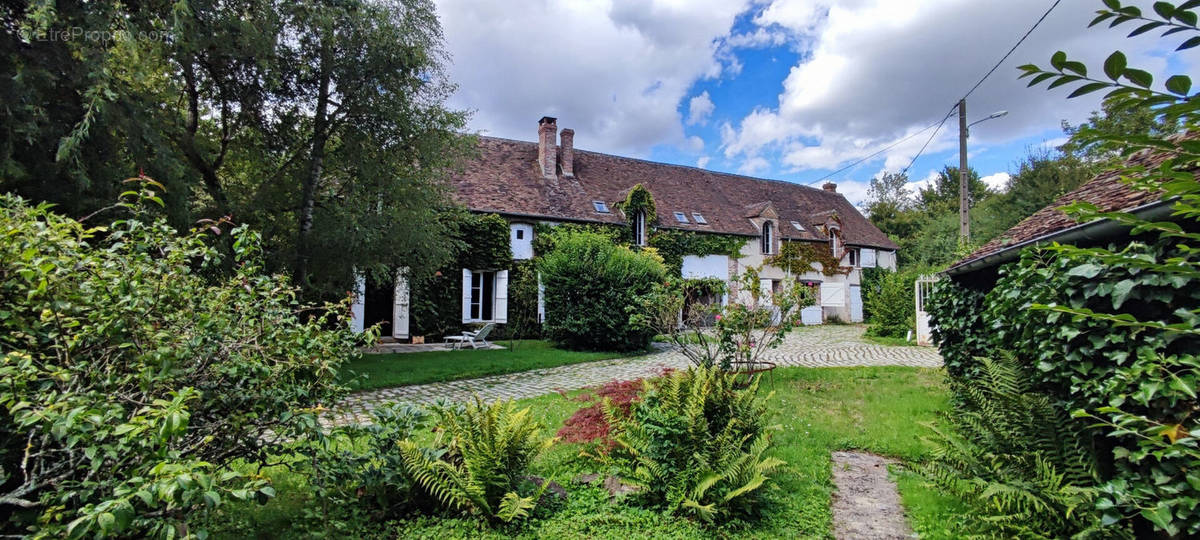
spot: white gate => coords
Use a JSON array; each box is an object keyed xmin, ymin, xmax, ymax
[{"xmin": 914, "ymin": 275, "xmax": 939, "ymax": 346}]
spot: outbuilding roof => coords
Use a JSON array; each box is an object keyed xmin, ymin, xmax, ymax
[
  {"xmin": 947, "ymin": 145, "xmax": 1180, "ymax": 274},
  {"xmin": 446, "ymin": 135, "xmax": 898, "ymax": 250}
]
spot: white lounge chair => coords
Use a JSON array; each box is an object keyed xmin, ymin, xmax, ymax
[{"xmin": 443, "ymin": 323, "xmax": 496, "ymax": 350}]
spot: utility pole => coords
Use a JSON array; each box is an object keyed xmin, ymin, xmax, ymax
[{"xmin": 958, "ymin": 99, "xmax": 969, "ymax": 243}]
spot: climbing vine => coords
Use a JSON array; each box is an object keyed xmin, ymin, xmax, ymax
[
  {"xmin": 617, "ymin": 183, "xmax": 658, "ymax": 230},
  {"xmin": 649, "ymin": 229, "xmax": 746, "ymax": 276},
  {"xmin": 766, "ymin": 240, "xmax": 847, "ymax": 276}
]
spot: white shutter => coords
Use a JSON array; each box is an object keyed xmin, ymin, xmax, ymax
[
  {"xmin": 461, "ymin": 269, "xmax": 473, "ymax": 323},
  {"xmin": 821, "ymin": 282, "xmax": 845, "ymax": 307},
  {"xmin": 393, "ymin": 268, "xmax": 410, "ymax": 338},
  {"xmin": 350, "ymin": 271, "xmax": 365, "ymax": 333},
  {"xmin": 494, "ymin": 270, "xmax": 509, "ymax": 323},
  {"xmin": 537, "ymin": 273, "xmax": 545, "ymax": 323},
  {"xmin": 861, "ymin": 248, "xmax": 877, "ymax": 268},
  {"xmin": 759, "ymin": 278, "xmax": 772, "ymax": 301}
]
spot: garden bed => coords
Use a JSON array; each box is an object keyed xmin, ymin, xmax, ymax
[{"xmin": 207, "ymin": 366, "xmax": 967, "ymax": 538}]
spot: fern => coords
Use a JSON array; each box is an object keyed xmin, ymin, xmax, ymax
[
  {"xmin": 398, "ymin": 397, "xmax": 552, "ymax": 523},
  {"xmin": 606, "ymin": 366, "xmax": 782, "ymax": 522},
  {"xmin": 921, "ymin": 353, "xmax": 1128, "ymax": 538}
]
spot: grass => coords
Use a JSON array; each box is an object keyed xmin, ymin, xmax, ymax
[
  {"xmin": 209, "ymin": 365, "xmax": 967, "ymax": 539},
  {"xmin": 862, "ymin": 334, "xmax": 920, "ymax": 347},
  {"xmin": 340, "ymin": 340, "xmax": 643, "ymax": 390}
]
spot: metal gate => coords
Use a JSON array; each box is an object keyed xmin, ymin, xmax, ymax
[{"xmin": 914, "ymin": 275, "xmax": 940, "ymax": 346}]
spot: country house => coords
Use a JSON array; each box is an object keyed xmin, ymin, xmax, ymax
[{"xmin": 351, "ymin": 117, "xmax": 898, "ymax": 340}]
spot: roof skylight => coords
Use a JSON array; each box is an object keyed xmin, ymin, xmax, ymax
[
  {"xmin": 691, "ymin": 212, "xmax": 708, "ymax": 224},
  {"xmin": 790, "ymin": 221, "xmax": 805, "ymax": 231},
  {"xmin": 673, "ymin": 211, "xmax": 688, "ymax": 223},
  {"xmin": 593, "ymin": 201, "xmax": 610, "ymax": 213}
]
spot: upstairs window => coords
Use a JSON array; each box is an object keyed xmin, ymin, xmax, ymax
[
  {"xmin": 634, "ymin": 211, "xmax": 647, "ymax": 246},
  {"xmin": 761, "ymin": 222, "xmax": 774, "ymax": 254},
  {"xmin": 691, "ymin": 212, "xmax": 708, "ymax": 224},
  {"xmin": 847, "ymin": 248, "xmax": 860, "ymax": 267},
  {"xmin": 592, "ymin": 200, "xmax": 610, "ymax": 213},
  {"xmin": 673, "ymin": 211, "xmax": 688, "ymax": 223}
]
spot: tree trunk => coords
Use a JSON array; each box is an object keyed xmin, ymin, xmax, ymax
[
  {"xmin": 296, "ymin": 39, "xmax": 333, "ymax": 293},
  {"xmin": 179, "ymin": 60, "xmax": 231, "ymax": 217}
]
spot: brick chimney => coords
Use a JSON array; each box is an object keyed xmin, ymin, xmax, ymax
[
  {"xmin": 822, "ymin": 182, "xmax": 837, "ymax": 193},
  {"xmin": 559, "ymin": 128, "xmax": 575, "ymax": 177},
  {"xmin": 538, "ymin": 116, "xmax": 557, "ymax": 178}
]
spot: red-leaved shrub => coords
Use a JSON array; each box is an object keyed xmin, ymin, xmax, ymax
[{"xmin": 556, "ymin": 378, "xmax": 645, "ymax": 446}]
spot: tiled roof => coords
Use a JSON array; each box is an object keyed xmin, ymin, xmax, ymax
[
  {"xmin": 447, "ymin": 136, "xmax": 899, "ymax": 250},
  {"xmin": 948, "ymin": 146, "xmax": 1180, "ymax": 272}
]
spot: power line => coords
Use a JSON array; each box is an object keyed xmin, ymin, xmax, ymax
[
  {"xmin": 887, "ymin": 0, "xmax": 1064, "ymax": 178},
  {"xmin": 803, "ymin": 119, "xmax": 944, "ymax": 185},
  {"xmin": 961, "ymin": 0, "xmax": 1064, "ymax": 101},
  {"xmin": 899, "ymin": 106, "xmax": 957, "ymax": 176}
]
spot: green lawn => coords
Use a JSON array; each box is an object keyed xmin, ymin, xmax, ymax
[
  {"xmin": 862, "ymin": 334, "xmax": 920, "ymax": 347},
  {"xmin": 340, "ymin": 340, "xmax": 643, "ymax": 390},
  {"xmin": 211, "ymin": 365, "xmax": 967, "ymax": 539}
]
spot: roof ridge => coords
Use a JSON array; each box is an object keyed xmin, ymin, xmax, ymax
[{"xmin": 475, "ymin": 134, "xmax": 844, "ymax": 198}]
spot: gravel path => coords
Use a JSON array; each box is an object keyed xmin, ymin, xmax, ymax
[
  {"xmin": 831, "ymin": 451, "xmax": 914, "ymax": 539},
  {"xmin": 328, "ymin": 325, "xmax": 941, "ymax": 425}
]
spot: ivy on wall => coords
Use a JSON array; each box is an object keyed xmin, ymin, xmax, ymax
[
  {"xmin": 409, "ymin": 212, "xmax": 512, "ymax": 338},
  {"xmin": 766, "ymin": 240, "xmax": 847, "ymax": 277},
  {"xmin": 648, "ymin": 229, "xmax": 745, "ymax": 276},
  {"xmin": 617, "ymin": 183, "xmax": 658, "ymax": 232}
]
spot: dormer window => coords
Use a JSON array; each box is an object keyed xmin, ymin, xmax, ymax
[
  {"xmin": 673, "ymin": 211, "xmax": 688, "ymax": 223},
  {"xmin": 790, "ymin": 221, "xmax": 805, "ymax": 231},
  {"xmin": 634, "ymin": 211, "xmax": 647, "ymax": 246},
  {"xmin": 691, "ymin": 212, "xmax": 707, "ymax": 224},
  {"xmin": 761, "ymin": 222, "xmax": 774, "ymax": 254},
  {"xmin": 593, "ymin": 201, "xmax": 610, "ymax": 213}
]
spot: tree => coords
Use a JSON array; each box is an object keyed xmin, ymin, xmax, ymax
[
  {"xmin": 916, "ymin": 166, "xmax": 990, "ymax": 214},
  {"xmin": 1060, "ymin": 95, "xmax": 1170, "ymax": 162},
  {"xmin": 1, "ymin": 0, "xmax": 469, "ymax": 298},
  {"xmin": 864, "ymin": 172, "xmax": 922, "ymax": 246}
]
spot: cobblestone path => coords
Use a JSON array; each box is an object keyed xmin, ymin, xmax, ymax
[{"xmin": 328, "ymin": 325, "xmax": 941, "ymax": 425}]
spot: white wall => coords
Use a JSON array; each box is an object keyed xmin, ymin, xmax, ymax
[
  {"xmin": 681, "ymin": 254, "xmax": 729, "ymax": 280},
  {"xmin": 510, "ymin": 223, "xmax": 534, "ymax": 260}
]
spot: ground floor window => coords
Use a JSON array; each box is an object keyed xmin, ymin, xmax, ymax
[
  {"xmin": 462, "ymin": 269, "xmax": 508, "ymax": 323},
  {"xmin": 470, "ymin": 271, "xmax": 496, "ymax": 321}
]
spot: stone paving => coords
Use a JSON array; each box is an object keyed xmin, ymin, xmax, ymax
[{"xmin": 327, "ymin": 325, "xmax": 942, "ymax": 425}]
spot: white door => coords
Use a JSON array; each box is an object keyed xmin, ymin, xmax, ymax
[
  {"xmin": 849, "ymin": 285, "xmax": 863, "ymax": 323},
  {"xmin": 393, "ymin": 269, "xmax": 410, "ymax": 339}
]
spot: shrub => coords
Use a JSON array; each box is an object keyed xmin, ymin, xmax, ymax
[
  {"xmin": 862, "ymin": 267, "xmax": 928, "ymax": 339},
  {"xmin": 0, "ymin": 190, "xmax": 363, "ymax": 538},
  {"xmin": 300, "ymin": 403, "xmax": 433, "ymax": 529},
  {"xmin": 539, "ymin": 231, "xmax": 667, "ymax": 351},
  {"xmin": 556, "ymin": 378, "xmax": 647, "ymax": 447},
  {"xmin": 604, "ymin": 367, "xmax": 782, "ymax": 523},
  {"xmin": 634, "ymin": 268, "xmax": 814, "ymax": 370},
  {"xmin": 400, "ymin": 398, "xmax": 554, "ymax": 523},
  {"xmin": 921, "ymin": 354, "xmax": 1113, "ymax": 538}
]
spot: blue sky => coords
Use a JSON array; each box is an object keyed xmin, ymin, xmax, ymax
[{"xmin": 436, "ymin": 0, "xmax": 1196, "ymax": 207}]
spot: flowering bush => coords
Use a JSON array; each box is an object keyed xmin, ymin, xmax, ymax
[{"xmin": 633, "ymin": 267, "xmax": 814, "ymax": 370}]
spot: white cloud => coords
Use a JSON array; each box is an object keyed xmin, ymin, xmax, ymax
[
  {"xmin": 435, "ymin": 0, "xmax": 749, "ymax": 157},
  {"xmin": 697, "ymin": 155, "xmax": 712, "ymax": 168},
  {"xmin": 721, "ymin": 0, "xmax": 1194, "ymax": 174},
  {"xmin": 685, "ymin": 135, "xmax": 705, "ymax": 152},
  {"xmin": 687, "ymin": 91, "xmax": 715, "ymax": 126},
  {"xmin": 738, "ymin": 156, "xmax": 771, "ymax": 174},
  {"xmin": 725, "ymin": 27, "xmax": 789, "ymax": 48},
  {"xmin": 981, "ymin": 172, "xmax": 1011, "ymax": 191}
]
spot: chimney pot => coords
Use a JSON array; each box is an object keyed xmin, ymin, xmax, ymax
[
  {"xmin": 559, "ymin": 128, "xmax": 575, "ymax": 177},
  {"xmin": 822, "ymin": 182, "xmax": 837, "ymax": 193},
  {"xmin": 538, "ymin": 117, "xmax": 557, "ymax": 178}
]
